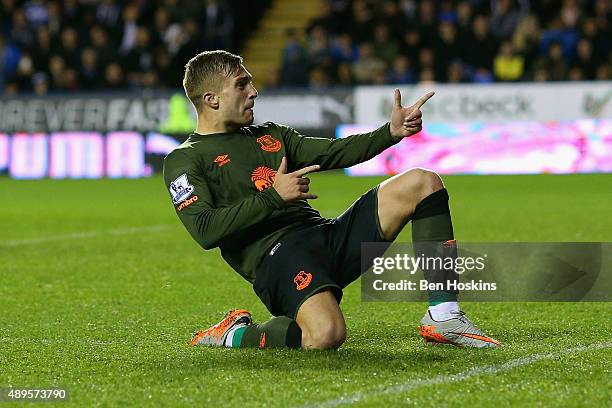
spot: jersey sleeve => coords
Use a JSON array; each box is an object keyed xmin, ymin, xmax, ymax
[
  {"xmin": 278, "ymin": 122, "xmax": 399, "ymax": 170},
  {"xmin": 163, "ymin": 151, "xmax": 285, "ymax": 250}
]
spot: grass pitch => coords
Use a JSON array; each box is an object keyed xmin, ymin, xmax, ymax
[{"xmin": 1, "ymin": 173, "xmax": 611, "ymax": 407}]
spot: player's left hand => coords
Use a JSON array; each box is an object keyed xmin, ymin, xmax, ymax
[{"xmin": 389, "ymin": 89, "xmax": 434, "ymax": 140}]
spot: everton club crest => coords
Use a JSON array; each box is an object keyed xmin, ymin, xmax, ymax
[{"xmin": 256, "ymin": 134, "xmax": 281, "ymax": 152}]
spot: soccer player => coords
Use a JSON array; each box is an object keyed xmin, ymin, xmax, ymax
[{"xmin": 163, "ymin": 50, "xmax": 500, "ymax": 349}]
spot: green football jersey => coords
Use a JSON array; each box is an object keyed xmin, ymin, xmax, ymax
[{"xmin": 163, "ymin": 121, "xmax": 397, "ymax": 282}]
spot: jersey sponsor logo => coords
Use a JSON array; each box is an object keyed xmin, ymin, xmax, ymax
[
  {"xmin": 294, "ymin": 270, "xmax": 313, "ymax": 291},
  {"xmin": 176, "ymin": 195, "xmax": 198, "ymax": 211},
  {"xmin": 251, "ymin": 166, "xmax": 276, "ymax": 191},
  {"xmin": 169, "ymin": 173, "xmax": 194, "ymax": 204},
  {"xmin": 256, "ymin": 134, "xmax": 281, "ymax": 152},
  {"xmin": 214, "ymin": 154, "xmax": 231, "ymax": 167}
]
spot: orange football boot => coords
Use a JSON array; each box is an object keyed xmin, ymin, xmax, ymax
[
  {"xmin": 419, "ymin": 310, "xmax": 501, "ymax": 348},
  {"xmin": 191, "ymin": 309, "xmax": 252, "ymax": 346}
]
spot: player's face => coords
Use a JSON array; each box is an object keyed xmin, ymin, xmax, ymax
[{"xmin": 219, "ymin": 66, "xmax": 258, "ymax": 128}]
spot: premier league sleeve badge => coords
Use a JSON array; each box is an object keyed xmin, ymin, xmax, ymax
[{"xmin": 169, "ymin": 173, "xmax": 195, "ymax": 205}]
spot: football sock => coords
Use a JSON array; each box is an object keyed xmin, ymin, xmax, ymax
[
  {"xmin": 411, "ymin": 188, "xmax": 459, "ymax": 306},
  {"xmin": 224, "ymin": 323, "xmax": 247, "ymax": 347},
  {"xmin": 428, "ymin": 301, "xmax": 460, "ymax": 321},
  {"xmin": 229, "ymin": 316, "xmax": 302, "ymax": 348}
]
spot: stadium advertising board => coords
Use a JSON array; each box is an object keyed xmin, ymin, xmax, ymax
[
  {"xmin": 0, "ymin": 89, "xmax": 351, "ymax": 179},
  {"xmin": 0, "ymin": 89, "xmax": 351, "ymax": 134},
  {"xmin": 0, "ymin": 93, "xmax": 173, "ymax": 133},
  {"xmin": 338, "ymin": 119, "xmax": 612, "ymax": 175},
  {"xmin": 250, "ymin": 89, "xmax": 352, "ymax": 128},
  {"xmin": 3, "ymin": 84, "xmax": 612, "ymax": 178},
  {"xmin": 0, "ymin": 132, "xmax": 182, "ymax": 179},
  {"xmin": 355, "ymin": 82, "xmax": 612, "ymax": 124}
]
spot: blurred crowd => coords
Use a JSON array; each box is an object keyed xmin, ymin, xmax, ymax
[
  {"xmin": 1, "ymin": 0, "xmax": 610, "ymax": 95},
  {"xmin": 273, "ymin": 0, "xmax": 612, "ymax": 88},
  {"xmin": 0, "ymin": 0, "xmax": 268, "ymax": 95}
]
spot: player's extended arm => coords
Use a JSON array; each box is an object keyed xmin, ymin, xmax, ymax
[
  {"xmin": 164, "ymin": 158, "xmax": 284, "ymax": 250},
  {"xmin": 279, "ymin": 122, "xmax": 396, "ymax": 170},
  {"xmin": 281, "ymin": 90, "xmax": 434, "ymax": 170}
]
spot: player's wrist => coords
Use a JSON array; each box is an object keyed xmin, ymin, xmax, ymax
[
  {"xmin": 261, "ymin": 187, "xmax": 286, "ymax": 209},
  {"xmin": 388, "ymin": 123, "xmax": 404, "ymax": 141}
]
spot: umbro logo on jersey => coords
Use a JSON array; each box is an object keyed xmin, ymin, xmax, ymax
[
  {"xmin": 177, "ymin": 195, "xmax": 198, "ymax": 211},
  {"xmin": 214, "ymin": 154, "xmax": 231, "ymax": 167}
]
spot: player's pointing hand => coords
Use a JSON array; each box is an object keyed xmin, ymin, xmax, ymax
[
  {"xmin": 389, "ymin": 89, "xmax": 434, "ymax": 140},
  {"xmin": 273, "ymin": 157, "xmax": 319, "ymax": 202}
]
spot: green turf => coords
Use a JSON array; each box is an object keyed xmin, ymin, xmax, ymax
[{"xmin": 1, "ymin": 173, "xmax": 611, "ymax": 407}]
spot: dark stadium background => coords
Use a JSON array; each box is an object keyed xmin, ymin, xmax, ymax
[{"xmin": 1, "ymin": 0, "xmax": 610, "ymax": 94}]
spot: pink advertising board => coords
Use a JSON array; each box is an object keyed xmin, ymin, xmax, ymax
[{"xmin": 337, "ymin": 120, "xmax": 612, "ymax": 175}]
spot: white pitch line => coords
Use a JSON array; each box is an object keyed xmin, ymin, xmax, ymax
[
  {"xmin": 0, "ymin": 224, "xmax": 174, "ymax": 247},
  {"xmin": 301, "ymin": 342, "xmax": 612, "ymax": 408}
]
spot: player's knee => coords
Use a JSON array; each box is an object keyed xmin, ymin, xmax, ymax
[
  {"xmin": 303, "ymin": 322, "xmax": 346, "ymax": 350},
  {"xmin": 403, "ymin": 168, "xmax": 443, "ymax": 199}
]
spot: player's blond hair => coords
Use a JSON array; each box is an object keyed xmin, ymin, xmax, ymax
[{"xmin": 183, "ymin": 50, "xmax": 243, "ymax": 113}]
